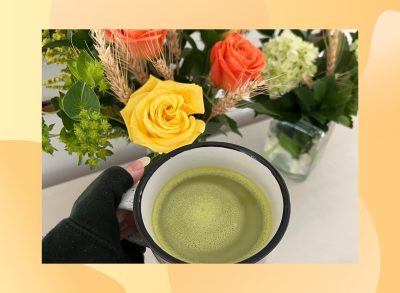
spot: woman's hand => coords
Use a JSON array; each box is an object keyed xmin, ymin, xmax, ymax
[{"xmin": 117, "ymin": 157, "xmax": 150, "ymax": 239}]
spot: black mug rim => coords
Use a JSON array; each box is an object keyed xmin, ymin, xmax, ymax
[{"xmin": 133, "ymin": 142, "xmax": 291, "ymax": 264}]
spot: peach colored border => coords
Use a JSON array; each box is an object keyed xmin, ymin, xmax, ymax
[{"xmin": 1, "ymin": 0, "xmax": 400, "ymax": 291}]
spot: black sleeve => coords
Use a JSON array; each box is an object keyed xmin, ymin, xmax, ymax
[{"xmin": 42, "ymin": 166, "xmax": 145, "ymax": 263}]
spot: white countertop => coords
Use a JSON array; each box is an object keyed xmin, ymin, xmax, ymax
[{"xmin": 42, "ymin": 118, "xmax": 358, "ymax": 263}]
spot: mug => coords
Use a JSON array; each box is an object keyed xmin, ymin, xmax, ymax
[{"xmin": 123, "ymin": 142, "xmax": 291, "ymax": 263}]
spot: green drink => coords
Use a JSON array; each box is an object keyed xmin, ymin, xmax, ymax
[{"xmin": 152, "ymin": 166, "xmax": 273, "ymax": 263}]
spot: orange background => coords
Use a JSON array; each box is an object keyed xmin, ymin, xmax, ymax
[{"xmin": 1, "ymin": 0, "xmax": 400, "ymax": 292}]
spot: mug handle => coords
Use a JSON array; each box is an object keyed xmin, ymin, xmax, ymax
[
  {"xmin": 118, "ymin": 186, "xmax": 136, "ymax": 211},
  {"xmin": 118, "ymin": 186, "xmax": 148, "ymax": 248}
]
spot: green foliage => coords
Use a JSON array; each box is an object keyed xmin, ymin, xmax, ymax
[
  {"xmin": 251, "ymin": 74, "xmax": 356, "ymax": 131},
  {"xmin": 180, "ymin": 49, "xmax": 207, "ymax": 83},
  {"xmin": 179, "ymin": 30, "xmax": 223, "ymax": 86},
  {"xmin": 42, "ymin": 30, "xmax": 77, "ymax": 64},
  {"xmin": 70, "ymin": 30, "xmax": 94, "ymax": 49},
  {"xmin": 200, "ymin": 120, "xmax": 224, "ymax": 139},
  {"xmin": 239, "ymin": 93, "xmax": 301, "ymax": 122},
  {"xmin": 198, "ymin": 114, "xmax": 242, "ymax": 141},
  {"xmin": 42, "ymin": 30, "xmax": 93, "ymax": 51},
  {"xmin": 61, "ymin": 81, "xmax": 100, "ymax": 120},
  {"xmin": 51, "ymin": 93, "xmax": 76, "ymax": 131},
  {"xmin": 42, "ymin": 30, "xmax": 77, "ymax": 90},
  {"xmin": 59, "ymin": 109, "xmax": 113, "ymax": 169},
  {"xmin": 245, "ymin": 30, "xmax": 358, "ymax": 132},
  {"xmin": 42, "ymin": 67, "xmax": 74, "ymax": 91},
  {"xmin": 257, "ymin": 30, "xmax": 275, "ymax": 37},
  {"xmin": 42, "ymin": 117, "xmax": 57, "ymax": 155},
  {"xmin": 42, "ymin": 29, "xmax": 358, "ymax": 168},
  {"xmin": 200, "ymin": 30, "xmax": 221, "ymax": 48},
  {"xmin": 276, "ymin": 124, "xmax": 314, "ymax": 159},
  {"xmin": 67, "ymin": 51, "xmax": 109, "ymax": 92},
  {"xmin": 219, "ymin": 115, "xmax": 242, "ymax": 137}
]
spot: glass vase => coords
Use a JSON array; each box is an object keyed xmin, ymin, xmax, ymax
[{"xmin": 263, "ymin": 119, "xmax": 333, "ymax": 181}]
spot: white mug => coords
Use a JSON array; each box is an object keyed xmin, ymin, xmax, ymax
[{"xmin": 124, "ymin": 142, "xmax": 290, "ymax": 263}]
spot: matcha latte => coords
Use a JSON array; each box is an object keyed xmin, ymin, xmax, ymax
[{"xmin": 152, "ymin": 166, "xmax": 273, "ymax": 263}]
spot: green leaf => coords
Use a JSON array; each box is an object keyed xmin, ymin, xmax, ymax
[
  {"xmin": 259, "ymin": 37, "xmax": 270, "ymax": 43},
  {"xmin": 77, "ymin": 51, "xmax": 96, "ymax": 86},
  {"xmin": 320, "ymin": 84, "xmax": 349, "ymax": 110},
  {"xmin": 308, "ymin": 117, "xmax": 329, "ymax": 132},
  {"xmin": 51, "ymin": 96, "xmax": 60, "ymax": 110},
  {"xmin": 181, "ymin": 32, "xmax": 198, "ymax": 50},
  {"xmin": 67, "ymin": 59, "xmax": 79, "ymax": 80},
  {"xmin": 290, "ymin": 30, "xmax": 307, "ymax": 39},
  {"xmin": 309, "ymin": 111, "xmax": 327, "ymax": 125},
  {"xmin": 69, "ymin": 51, "xmax": 107, "ymax": 90},
  {"xmin": 313, "ymin": 76, "xmax": 330, "ymax": 102},
  {"xmin": 57, "ymin": 109, "xmax": 75, "ymax": 130},
  {"xmin": 218, "ymin": 115, "xmax": 242, "ymax": 137},
  {"xmin": 334, "ymin": 33, "xmax": 358, "ymax": 74},
  {"xmin": 335, "ymin": 115, "xmax": 353, "ymax": 128},
  {"xmin": 257, "ymin": 30, "xmax": 275, "ymax": 37},
  {"xmin": 97, "ymin": 149, "xmax": 114, "ymax": 160},
  {"xmin": 278, "ymin": 132, "xmax": 300, "ymax": 159},
  {"xmin": 90, "ymin": 61, "xmax": 105, "ymax": 85},
  {"xmin": 254, "ymin": 93, "xmax": 301, "ymax": 122},
  {"xmin": 181, "ymin": 47, "xmax": 193, "ymax": 59},
  {"xmin": 63, "ymin": 81, "xmax": 100, "ymax": 120},
  {"xmin": 42, "ymin": 117, "xmax": 57, "ymax": 155},
  {"xmin": 317, "ymin": 107, "xmax": 346, "ymax": 120},
  {"xmin": 42, "ymin": 39, "xmax": 71, "ymax": 50},
  {"xmin": 180, "ymin": 49, "xmax": 206, "ymax": 80},
  {"xmin": 98, "ymin": 78, "xmax": 109, "ymax": 93},
  {"xmin": 345, "ymin": 91, "xmax": 358, "ymax": 116},
  {"xmin": 200, "ymin": 30, "xmax": 221, "ymax": 48},
  {"xmin": 294, "ymin": 86, "xmax": 317, "ymax": 113},
  {"xmin": 202, "ymin": 120, "xmax": 224, "ymax": 136},
  {"xmin": 70, "ymin": 30, "xmax": 93, "ymax": 49},
  {"xmin": 240, "ymin": 101, "xmax": 282, "ymax": 119}
]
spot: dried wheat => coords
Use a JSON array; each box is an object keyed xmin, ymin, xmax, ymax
[{"xmin": 91, "ymin": 29, "xmax": 132, "ymax": 104}]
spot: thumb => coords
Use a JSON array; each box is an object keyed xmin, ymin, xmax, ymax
[{"xmin": 124, "ymin": 156, "xmax": 151, "ymax": 184}]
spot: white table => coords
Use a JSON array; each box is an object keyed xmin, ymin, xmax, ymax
[{"xmin": 42, "ymin": 119, "xmax": 358, "ymax": 263}]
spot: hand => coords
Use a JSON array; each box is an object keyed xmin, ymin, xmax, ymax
[
  {"xmin": 117, "ymin": 157, "xmax": 150, "ymax": 239},
  {"xmin": 43, "ymin": 157, "xmax": 151, "ymax": 263}
]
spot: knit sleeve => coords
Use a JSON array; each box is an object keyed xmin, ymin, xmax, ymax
[{"xmin": 42, "ymin": 166, "xmax": 145, "ymax": 263}]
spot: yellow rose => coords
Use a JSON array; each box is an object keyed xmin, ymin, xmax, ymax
[{"xmin": 121, "ymin": 75, "xmax": 206, "ymax": 153}]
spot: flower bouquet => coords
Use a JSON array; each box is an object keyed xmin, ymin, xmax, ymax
[
  {"xmin": 251, "ymin": 30, "xmax": 358, "ymax": 180},
  {"xmin": 42, "ymin": 29, "xmax": 358, "ymax": 174}
]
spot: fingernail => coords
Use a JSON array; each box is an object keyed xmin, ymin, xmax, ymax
[
  {"xmin": 138, "ymin": 156, "xmax": 151, "ymax": 167},
  {"xmin": 124, "ymin": 157, "xmax": 151, "ymax": 183}
]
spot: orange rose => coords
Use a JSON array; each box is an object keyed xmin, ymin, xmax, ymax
[
  {"xmin": 104, "ymin": 29, "xmax": 168, "ymax": 60},
  {"xmin": 210, "ymin": 33, "xmax": 265, "ymax": 91}
]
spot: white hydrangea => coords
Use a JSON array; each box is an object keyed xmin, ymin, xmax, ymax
[{"xmin": 262, "ymin": 32, "xmax": 319, "ymax": 98}]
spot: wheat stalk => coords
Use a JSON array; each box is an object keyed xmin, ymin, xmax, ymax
[
  {"xmin": 208, "ymin": 79, "xmax": 268, "ymax": 121},
  {"xmin": 91, "ymin": 30, "xmax": 132, "ymax": 104},
  {"xmin": 114, "ymin": 39, "xmax": 149, "ymax": 85},
  {"xmin": 167, "ymin": 30, "xmax": 181, "ymax": 61},
  {"xmin": 236, "ymin": 29, "xmax": 249, "ymax": 35},
  {"xmin": 167, "ymin": 30, "xmax": 182, "ymax": 74},
  {"xmin": 326, "ymin": 30, "xmax": 340, "ymax": 75},
  {"xmin": 139, "ymin": 31, "xmax": 174, "ymax": 80},
  {"xmin": 151, "ymin": 57, "xmax": 174, "ymax": 80}
]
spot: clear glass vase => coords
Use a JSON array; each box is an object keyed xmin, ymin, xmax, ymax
[{"xmin": 263, "ymin": 119, "xmax": 333, "ymax": 181}]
